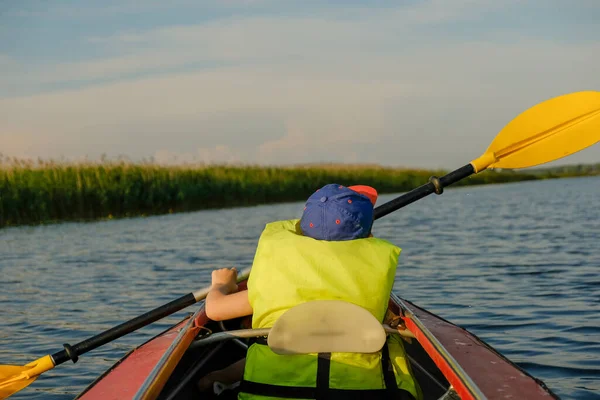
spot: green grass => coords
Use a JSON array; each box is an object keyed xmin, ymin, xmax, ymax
[{"xmin": 1, "ymin": 157, "xmax": 598, "ymax": 228}]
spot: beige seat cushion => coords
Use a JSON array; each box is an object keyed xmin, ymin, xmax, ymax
[{"xmin": 267, "ymin": 300, "xmax": 386, "ymax": 355}]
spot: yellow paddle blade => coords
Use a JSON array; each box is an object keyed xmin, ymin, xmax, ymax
[
  {"xmin": 471, "ymin": 91, "xmax": 600, "ymax": 172},
  {"xmin": 0, "ymin": 355, "xmax": 54, "ymax": 399}
]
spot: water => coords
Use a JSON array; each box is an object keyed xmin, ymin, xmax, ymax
[{"xmin": 1, "ymin": 177, "xmax": 599, "ymax": 400}]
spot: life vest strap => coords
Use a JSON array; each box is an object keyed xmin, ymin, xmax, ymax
[
  {"xmin": 381, "ymin": 341, "xmax": 399, "ymax": 395},
  {"xmin": 316, "ymin": 352, "xmax": 331, "ymax": 400}
]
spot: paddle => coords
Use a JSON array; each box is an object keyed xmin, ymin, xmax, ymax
[
  {"xmin": 1, "ymin": 90, "xmax": 599, "ymax": 399},
  {"xmin": 374, "ymin": 90, "xmax": 600, "ymax": 219},
  {"xmin": 0, "ymin": 268, "xmax": 251, "ymax": 399}
]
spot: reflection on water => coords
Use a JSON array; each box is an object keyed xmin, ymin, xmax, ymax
[{"xmin": 1, "ymin": 177, "xmax": 599, "ymax": 399}]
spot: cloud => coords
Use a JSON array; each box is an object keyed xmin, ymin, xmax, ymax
[
  {"xmin": 1, "ymin": 1, "xmax": 599, "ymax": 167},
  {"xmin": 1, "ymin": 0, "xmax": 527, "ymax": 93},
  {"xmin": 3, "ymin": 0, "xmax": 514, "ymax": 21},
  {"xmin": 3, "ymin": 0, "xmax": 222, "ymax": 18},
  {"xmin": 2, "ymin": 37, "xmax": 599, "ymax": 167}
]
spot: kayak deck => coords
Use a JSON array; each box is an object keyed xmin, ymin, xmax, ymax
[
  {"xmin": 396, "ymin": 294, "xmax": 556, "ymax": 399},
  {"xmin": 77, "ymin": 284, "xmax": 559, "ymax": 400}
]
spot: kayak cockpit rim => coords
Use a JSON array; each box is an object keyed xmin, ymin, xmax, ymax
[
  {"xmin": 132, "ymin": 305, "xmax": 205, "ymax": 400},
  {"xmin": 393, "ymin": 293, "xmax": 486, "ymax": 400},
  {"xmin": 139, "ymin": 295, "xmax": 476, "ymax": 400}
]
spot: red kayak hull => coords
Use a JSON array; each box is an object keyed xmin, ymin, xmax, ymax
[
  {"xmin": 76, "ymin": 312, "xmax": 207, "ymax": 400},
  {"xmin": 394, "ymin": 295, "xmax": 555, "ymax": 400}
]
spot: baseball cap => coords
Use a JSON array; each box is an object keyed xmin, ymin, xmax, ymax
[{"xmin": 299, "ymin": 183, "xmax": 378, "ymax": 241}]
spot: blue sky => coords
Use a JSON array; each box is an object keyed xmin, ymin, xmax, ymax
[{"xmin": 1, "ymin": 0, "xmax": 599, "ymax": 169}]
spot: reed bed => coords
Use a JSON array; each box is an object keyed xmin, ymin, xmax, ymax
[{"xmin": 1, "ymin": 157, "xmax": 598, "ymax": 228}]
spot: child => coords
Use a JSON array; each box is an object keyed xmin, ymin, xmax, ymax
[{"xmin": 201, "ymin": 184, "xmax": 421, "ymax": 399}]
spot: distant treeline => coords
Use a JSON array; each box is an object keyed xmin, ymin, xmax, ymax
[{"xmin": 1, "ymin": 158, "xmax": 598, "ymax": 228}]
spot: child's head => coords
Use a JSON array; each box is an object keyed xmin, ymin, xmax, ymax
[{"xmin": 299, "ymin": 183, "xmax": 378, "ymax": 241}]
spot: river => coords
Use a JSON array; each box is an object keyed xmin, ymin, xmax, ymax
[{"xmin": 1, "ymin": 176, "xmax": 599, "ymax": 399}]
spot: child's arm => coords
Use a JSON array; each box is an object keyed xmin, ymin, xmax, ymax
[{"xmin": 205, "ymin": 267, "xmax": 253, "ymax": 321}]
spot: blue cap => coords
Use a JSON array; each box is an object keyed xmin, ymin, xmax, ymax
[{"xmin": 300, "ymin": 183, "xmax": 376, "ymax": 241}]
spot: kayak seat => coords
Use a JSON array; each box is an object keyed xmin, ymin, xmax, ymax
[{"xmin": 267, "ymin": 300, "xmax": 387, "ymax": 355}]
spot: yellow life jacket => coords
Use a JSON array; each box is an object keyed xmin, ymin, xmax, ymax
[{"xmin": 239, "ymin": 219, "xmax": 422, "ymax": 400}]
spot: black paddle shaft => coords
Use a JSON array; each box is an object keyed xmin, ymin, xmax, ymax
[
  {"xmin": 51, "ymin": 293, "xmax": 197, "ymax": 365},
  {"xmin": 373, "ymin": 164, "xmax": 475, "ymax": 220}
]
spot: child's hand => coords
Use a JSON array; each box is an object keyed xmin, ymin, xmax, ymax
[{"xmin": 211, "ymin": 267, "xmax": 238, "ymax": 294}]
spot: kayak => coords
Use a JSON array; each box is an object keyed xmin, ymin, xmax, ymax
[{"xmin": 75, "ymin": 280, "xmax": 559, "ymax": 400}]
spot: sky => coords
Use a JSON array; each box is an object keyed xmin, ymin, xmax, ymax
[{"xmin": 1, "ymin": 0, "xmax": 599, "ymax": 169}]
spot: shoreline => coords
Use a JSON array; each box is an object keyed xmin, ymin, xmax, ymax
[{"xmin": 1, "ymin": 161, "xmax": 598, "ymax": 228}]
